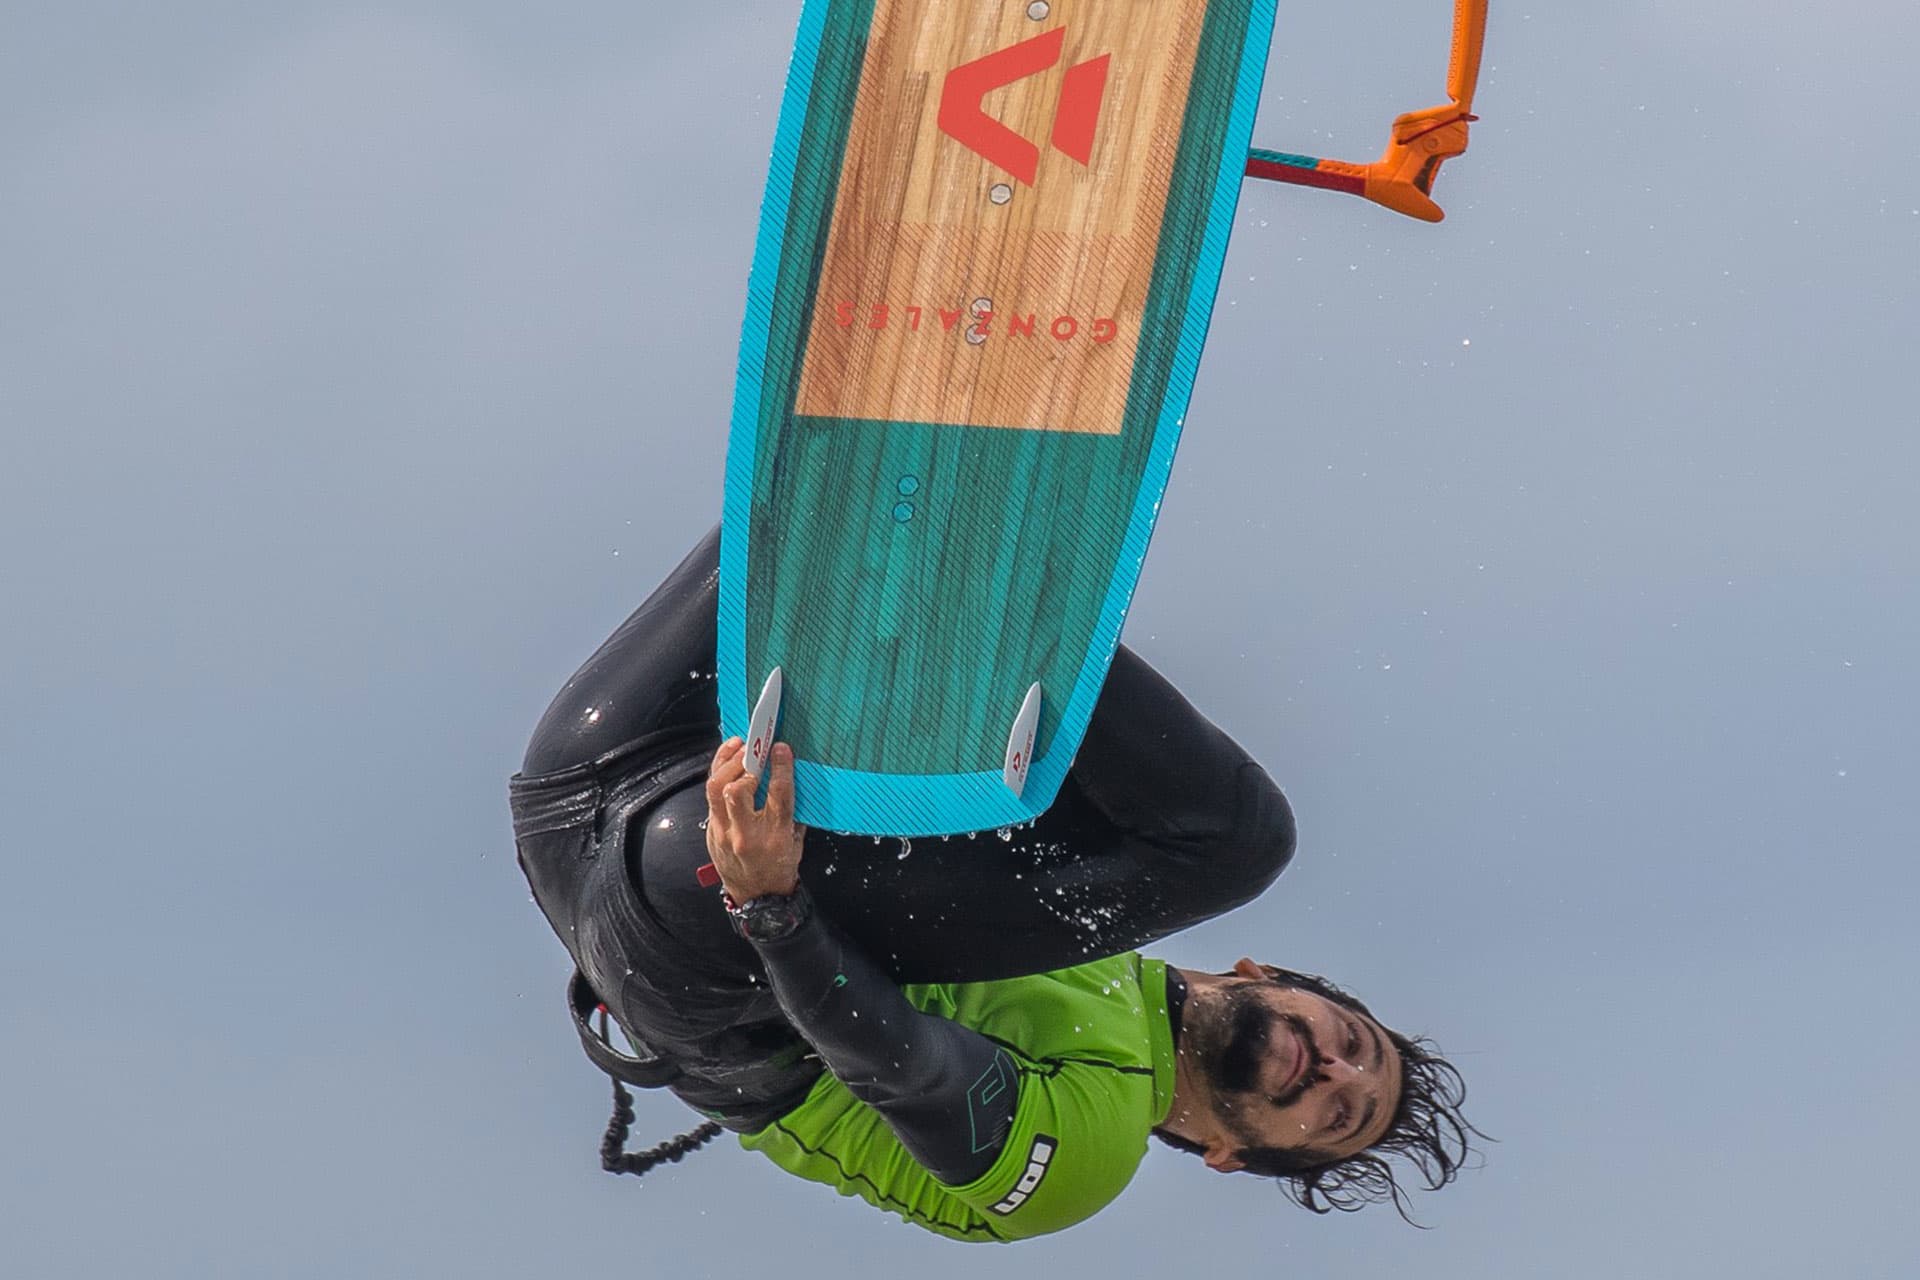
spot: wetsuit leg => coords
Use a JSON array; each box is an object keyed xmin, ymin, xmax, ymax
[
  {"xmin": 531, "ymin": 527, "xmax": 1291, "ymax": 983},
  {"xmin": 793, "ymin": 642, "xmax": 1295, "ymax": 982},
  {"xmin": 621, "ymin": 534, "xmax": 1296, "ymax": 984}
]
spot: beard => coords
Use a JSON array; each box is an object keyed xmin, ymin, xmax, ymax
[{"xmin": 1181, "ymin": 982, "xmax": 1316, "ymax": 1147}]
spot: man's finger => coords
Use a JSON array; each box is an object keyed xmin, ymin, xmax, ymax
[
  {"xmin": 724, "ymin": 773, "xmax": 759, "ymax": 823},
  {"xmin": 765, "ymin": 743, "xmax": 797, "ymax": 826},
  {"xmin": 706, "ymin": 739, "xmax": 743, "ymax": 843},
  {"xmin": 708, "ymin": 739, "xmax": 745, "ymax": 795},
  {"xmin": 709, "ymin": 760, "xmax": 747, "ymax": 798}
]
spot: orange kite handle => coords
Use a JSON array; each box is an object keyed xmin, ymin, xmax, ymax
[
  {"xmin": 1447, "ymin": 0, "xmax": 1488, "ymax": 113},
  {"xmin": 1246, "ymin": 0, "xmax": 1489, "ymax": 223}
]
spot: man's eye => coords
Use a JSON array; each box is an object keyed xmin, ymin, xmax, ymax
[{"xmin": 1346, "ymin": 1025, "xmax": 1362, "ymax": 1059}]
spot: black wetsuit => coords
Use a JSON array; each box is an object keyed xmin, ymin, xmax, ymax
[{"xmin": 510, "ymin": 527, "xmax": 1295, "ymax": 1184}]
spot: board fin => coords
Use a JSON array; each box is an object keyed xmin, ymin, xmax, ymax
[
  {"xmin": 745, "ymin": 666, "xmax": 784, "ymax": 780},
  {"xmin": 1003, "ymin": 682, "xmax": 1044, "ymax": 797}
]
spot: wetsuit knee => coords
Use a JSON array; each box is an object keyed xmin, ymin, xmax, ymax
[
  {"xmin": 1264, "ymin": 779, "xmax": 1298, "ymax": 882},
  {"xmin": 520, "ymin": 528, "xmax": 723, "ymax": 777},
  {"xmin": 521, "ymin": 686, "xmax": 636, "ymax": 776},
  {"xmin": 1222, "ymin": 762, "xmax": 1297, "ymax": 907}
]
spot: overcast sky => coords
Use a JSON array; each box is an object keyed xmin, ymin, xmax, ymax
[{"xmin": 4, "ymin": 3, "xmax": 1917, "ymax": 1277}]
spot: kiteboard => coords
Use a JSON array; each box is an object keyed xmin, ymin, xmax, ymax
[{"xmin": 719, "ymin": 0, "xmax": 1489, "ymax": 836}]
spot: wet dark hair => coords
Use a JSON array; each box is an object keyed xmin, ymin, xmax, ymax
[{"xmin": 1157, "ymin": 965, "xmax": 1483, "ymax": 1220}]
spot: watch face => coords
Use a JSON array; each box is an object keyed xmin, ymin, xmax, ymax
[{"xmin": 731, "ymin": 890, "xmax": 809, "ymax": 941}]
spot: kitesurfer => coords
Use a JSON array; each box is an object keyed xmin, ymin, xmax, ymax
[{"xmin": 510, "ymin": 527, "xmax": 1476, "ymax": 1240}]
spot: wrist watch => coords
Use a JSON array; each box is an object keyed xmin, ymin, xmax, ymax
[{"xmin": 722, "ymin": 883, "xmax": 813, "ymax": 942}]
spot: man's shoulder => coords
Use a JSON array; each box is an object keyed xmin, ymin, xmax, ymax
[{"xmin": 904, "ymin": 952, "xmax": 1160, "ymax": 1064}]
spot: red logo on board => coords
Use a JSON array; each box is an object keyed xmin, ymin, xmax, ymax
[
  {"xmin": 938, "ymin": 29, "xmax": 1111, "ymax": 186},
  {"xmin": 830, "ymin": 299, "xmax": 1119, "ymax": 344}
]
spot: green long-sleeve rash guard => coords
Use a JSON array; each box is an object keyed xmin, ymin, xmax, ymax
[{"xmin": 741, "ymin": 952, "xmax": 1180, "ymax": 1243}]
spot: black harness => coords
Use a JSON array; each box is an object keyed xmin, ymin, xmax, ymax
[{"xmin": 510, "ymin": 727, "xmax": 820, "ymax": 1130}]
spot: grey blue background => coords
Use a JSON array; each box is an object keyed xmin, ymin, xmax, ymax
[{"xmin": 4, "ymin": 3, "xmax": 1915, "ymax": 1276}]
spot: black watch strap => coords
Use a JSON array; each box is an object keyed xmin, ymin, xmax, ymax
[{"xmin": 723, "ymin": 883, "xmax": 813, "ymax": 942}]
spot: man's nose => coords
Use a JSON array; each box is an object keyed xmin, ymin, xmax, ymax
[{"xmin": 1319, "ymin": 1054, "xmax": 1366, "ymax": 1082}]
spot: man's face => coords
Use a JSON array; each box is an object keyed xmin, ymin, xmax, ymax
[{"xmin": 1189, "ymin": 959, "xmax": 1404, "ymax": 1170}]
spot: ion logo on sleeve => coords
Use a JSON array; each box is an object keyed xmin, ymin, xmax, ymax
[{"xmin": 988, "ymin": 1134, "xmax": 1059, "ymax": 1215}]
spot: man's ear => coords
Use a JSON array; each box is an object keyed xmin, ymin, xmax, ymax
[
  {"xmin": 1232, "ymin": 957, "xmax": 1264, "ymax": 981},
  {"xmin": 1204, "ymin": 1142, "xmax": 1246, "ymax": 1174}
]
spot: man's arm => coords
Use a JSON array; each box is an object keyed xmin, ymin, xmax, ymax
[
  {"xmin": 706, "ymin": 738, "xmax": 1017, "ymax": 1185},
  {"xmin": 750, "ymin": 898, "xmax": 1018, "ymax": 1184}
]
